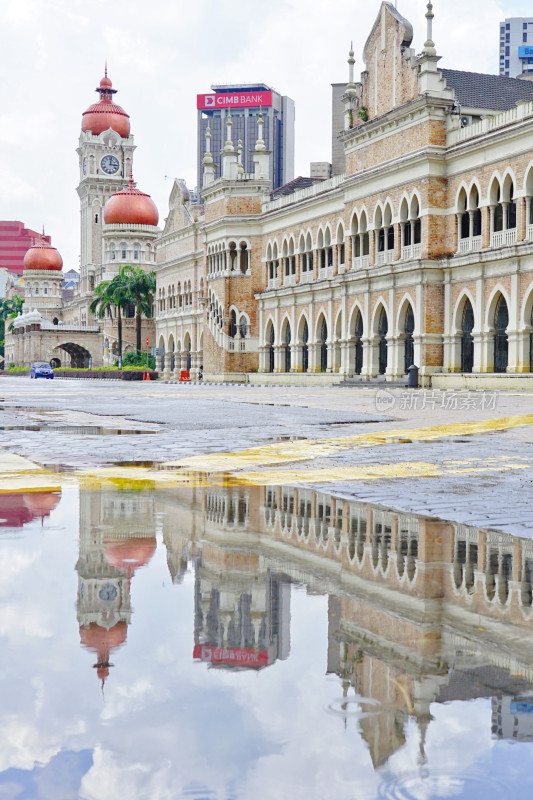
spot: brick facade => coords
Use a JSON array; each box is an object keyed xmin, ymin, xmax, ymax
[{"xmin": 154, "ymin": 2, "xmax": 533, "ymax": 383}]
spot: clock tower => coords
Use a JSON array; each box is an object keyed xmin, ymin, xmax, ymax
[{"xmin": 76, "ymin": 70, "xmax": 135, "ymax": 298}]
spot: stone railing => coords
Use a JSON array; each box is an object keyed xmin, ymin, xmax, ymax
[
  {"xmin": 447, "ymin": 101, "xmax": 533, "ymax": 147},
  {"xmin": 491, "ymin": 228, "xmax": 517, "ymax": 248},
  {"xmin": 262, "ymin": 174, "xmax": 345, "ymax": 213},
  {"xmin": 352, "ymin": 255, "xmax": 370, "ymax": 270},
  {"xmin": 377, "ymin": 249, "xmax": 394, "ymax": 266},
  {"xmin": 401, "ymin": 243, "xmax": 423, "ymax": 261},
  {"xmin": 207, "ymin": 316, "xmax": 259, "ymax": 353},
  {"xmin": 458, "ymin": 236, "xmax": 482, "ymax": 255}
]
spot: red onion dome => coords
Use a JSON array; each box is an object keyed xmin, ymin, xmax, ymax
[
  {"xmin": 79, "ymin": 621, "xmax": 128, "ymax": 684},
  {"xmin": 23, "ymin": 491, "xmax": 61, "ymax": 521},
  {"xmin": 103, "ymin": 176, "xmax": 159, "ymax": 226},
  {"xmin": 104, "ymin": 535, "xmax": 157, "ymax": 578},
  {"xmin": 24, "ymin": 236, "xmax": 63, "ymax": 272},
  {"xmin": 81, "ymin": 73, "xmax": 130, "ymax": 138}
]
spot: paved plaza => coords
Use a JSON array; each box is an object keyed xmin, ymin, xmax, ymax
[{"xmin": 1, "ymin": 376, "xmax": 532, "ymax": 535}]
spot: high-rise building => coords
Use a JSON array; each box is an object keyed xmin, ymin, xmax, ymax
[
  {"xmin": 197, "ymin": 84, "xmax": 295, "ymax": 192},
  {"xmin": 499, "ymin": 17, "xmax": 533, "ymax": 78},
  {"xmin": 331, "ymin": 82, "xmax": 347, "ymax": 175},
  {"xmin": 0, "ymin": 221, "xmax": 52, "ymax": 276}
]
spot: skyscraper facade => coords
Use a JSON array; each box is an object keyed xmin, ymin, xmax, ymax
[
  {"xmin": 499, "ymin": 17, "xmax": 533, "ymax": 78},
  {"xmin": 197, "ymin": 84, "xmax": 294, "ymax": 193}
]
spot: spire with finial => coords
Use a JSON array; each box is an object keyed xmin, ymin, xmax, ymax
[
  {"xmin": 202, "ymin": 121, "xmax": 216, "ymax": 188},
  {"xmin": 423, "ymin": 2, "xmax": 436, "ymax": 57},
  {"xmin": 105, "ymin": 60, "xmax": 108, "ymax": 78},
  {"xmin": 255, "ymin": 108, "xmax": 266, "ymax": 151},
  {"xmin": 237, "ymin": 139, "xmax": 244, "ymax": 176},
  {"xmin": 203, "ymin": 122, "xmax": 214, "ymax": 165},
  {"xmin": 223, "ymin": 108, "xmax": 234, "ymax": 152},
  {"xmin": 347, "ymin": 41, "xmax": 356, "ymax": 91}
]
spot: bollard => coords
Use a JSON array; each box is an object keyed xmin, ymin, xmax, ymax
[{"xmin": 407, "ymin": 364, "xmax": 419, "ymax": 389}]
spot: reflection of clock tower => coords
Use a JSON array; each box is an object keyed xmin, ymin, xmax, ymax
[
  {"xmin": 76, "ymin": 487, "xmax": 157, "ymax": 686},
  {"xmin": 76, "ymin": 70, "xmax": 135, "ymax": 297}
]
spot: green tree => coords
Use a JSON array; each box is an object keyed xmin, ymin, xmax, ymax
[
  {"xmin": 90, "ymin": 268, "xmax": 131, "ymax": 361},
  {"xmin": 121, "ymin": 266, "xmax": 156, "ymax": 355},
  {"xmin": 0, "ymin": 295, "xmax": 24, "ymax": 359}
]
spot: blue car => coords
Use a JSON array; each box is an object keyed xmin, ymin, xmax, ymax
[{"xmin": 30, "ymin": 362, "xmax": 54, "ymax": 379}]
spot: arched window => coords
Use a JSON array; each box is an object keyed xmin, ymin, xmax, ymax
[
  {"xmin": 239, "ymin": 242, "xmax": 248, "ymax": 273},
  {"xmin": 378, "ymin": 308, "xmax": 388, "ymax": 375},
  {"xmin": 375, "ymin": 205, "xmax": 394, "ymax": 263},
  {"xmin": 337, "ymin": 224, "xmax": 345, "ymax": 267},
  {"xmin": 266, "ymin": 322, "xmax": 275, "ymax": 372},
  {"xmin": 239, "ymin": 316, "xmax": 248, "ymax": 338},
  {"xmin": 300, "ymin": 318, "xmax": 309, "ymax": 373},
  {"xmin": 229, "ymin": 309, "xmax": 237, "ymax": 338},
  {"xmin": 352, "ymin": 310, "xmax": 363, "ymax": 375},
  {"xmin": 319, "ymin": 318, "xmax": 328, "ymax": 372},
  {"xmin": 404, "ymin": 305, "xmax": 415, "ymax": 373},
  {"xmin": 461, "ymin": 299, "xmax": 474, "ymax": 373},
  {"xmin": 494, "ymin": 294, "xmax": 509, "ymax": 373},
  {"xmin": 228, "ymin": 241, "xmax": 237, "ymax": 271},
  {"xmin": 282, "ymin": 322, "xmax": 291, "ymax": 373}
]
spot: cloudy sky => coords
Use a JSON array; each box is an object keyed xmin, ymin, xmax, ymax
[
  {"xmin": 2, "ymin": 485, "xmax": 531, "ymax": 799},
  {"xmin": 1, "ymin": 0, "xmax": 531, "ymax": 269}
]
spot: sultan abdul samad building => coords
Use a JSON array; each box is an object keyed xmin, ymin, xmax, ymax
[{"xmin": 7, "ymin": 2, "xmax": 533, "ymax": 387}]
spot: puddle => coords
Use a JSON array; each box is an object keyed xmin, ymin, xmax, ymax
[
  {"xmin": 0, "ymin": 425, "xmax": 157, "ymax": 435},
  {"xmin": 1, "ymin": 482, "xmax": 533, "ymax": 798}
]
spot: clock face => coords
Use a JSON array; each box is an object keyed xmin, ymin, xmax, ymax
[
  {"xmin": 99, "ymin": 583, "xmax": 118, "ymax": 601},
  {"xmin": 101, "ymin": 154, "xmax": 120, "ymax": 175}
]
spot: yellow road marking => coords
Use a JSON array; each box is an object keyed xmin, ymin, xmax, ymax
[
  {"xmin": 227, "ymin": 460, "xmax": 531, "ymax": 487},
  {"xmin": 163, "ymin": 414, "xmax": 533, "ymax": 472}
]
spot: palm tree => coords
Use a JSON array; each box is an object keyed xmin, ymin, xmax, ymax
[
  {"xmin": 90, "ymin": 269, "xmax": 131, "ymax": 361},
  {"xmin": 121, "ymin": 266, "xmax": 156, "ymax": 354},
  {"xmin": 0, "ymin": 295, "xmax": 24, "ymax": 358}
]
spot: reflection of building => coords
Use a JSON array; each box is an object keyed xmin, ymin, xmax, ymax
[
  {"xmin": 493, "ymin": 696, "xmax": 533, "ymax": 741},
  {"xmin": 70, "ymin": 479, "xmax": 533, "ymax": 760},
  {"xmin": 194, "ymin": 557, "xmax": 290, "ymax": 670},
  {"xmin": 195, "ymin": 488, "xmax": 290, "ymax": 669},
  {"xmin": 0, "ymin": 492, "xmax": 61, "ymax": 528},
  {"xmin": 204, "ymin": 484, "xmax": 533, "ymax": 764},
  {"xmin": 76, "ymin": 488, "xmax": 156, "ymax": 685}
]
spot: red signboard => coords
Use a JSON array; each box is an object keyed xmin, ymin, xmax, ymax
[
  {"xmin": 197, "ymin": 91, "xmax": 272, "ymax": 110},
  {"xmin": 193, "ymin": 644, "xmax": 269, "ymax": 667}
]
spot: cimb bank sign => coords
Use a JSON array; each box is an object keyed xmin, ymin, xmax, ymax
[{"xmin": 197, "ymin": 91, "xmax": 273, "ymax": 110}]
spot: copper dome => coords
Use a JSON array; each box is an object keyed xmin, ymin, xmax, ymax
[
  {"xmin": 24, "ymin": 237, "xmax": 63, "ymax": 272},
  {"xmin": 103, "ymin": 177, "xmax": 159, "ymax": 226},
  {"xmin": 104, "ymin": 535, "xmax": 157, "ymax": 578},
  {"xmin": 81, "ymin": 73, "xmax": 130, "ymax": 138}
]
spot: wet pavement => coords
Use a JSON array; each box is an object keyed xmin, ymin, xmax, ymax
[
  {"xmin": 2, "ymin": 377, "xmax": 533, "ymax": 798},
  {"xmin": 1, "ymin": 481, "xmax": 533, "ymax": 799}
]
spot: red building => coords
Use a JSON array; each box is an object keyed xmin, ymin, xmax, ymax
[{"xmin": 0, "ymin": 221, "xmax": 51, "ymax": 276}]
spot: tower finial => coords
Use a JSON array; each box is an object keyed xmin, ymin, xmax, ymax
[
  {"xmin": 255, "ymin": 107, "xmax": 266, "ymax": 151},
  {"xmin": 347, "ymin": 42, "xmax": 356, "ymax": 89},
  {"xmin": 223, "ymin": 108, "xmax": 234, "ymax": 152},
  {"xmin": 423, "ymin": 2, "xmax": 436, "ymax": 56},
  {"xmin": 105, "ymin": 60, "xmax": 108, "ymax": 78}
]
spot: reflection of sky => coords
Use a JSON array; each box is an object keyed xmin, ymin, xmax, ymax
[
  {"xmin": 0, "ymin": 488, "xmax": 533, "ymax": 799},
  {"xmin": 0, "ymin": 750, "xmax": 93, "ymax": 800}
]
